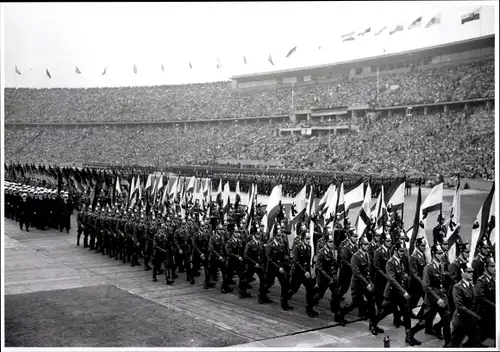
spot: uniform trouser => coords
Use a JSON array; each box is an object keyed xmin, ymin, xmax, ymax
[
  {"xmin": 288, "ymin": 270, "xmax": 314, "ymax": 307},
  {"xmin": 144, "ymin": 241, "xmax": 153, "ymax": 268},
  {"xmin": 240, "ymin": 264, "xmax": 266, "ymax": 297},
  {"xmin": 338, "ymin": 264, "xmax": 352, "ymax": 297},
  {"xmin": 343, "ymin": 286, "xmax": 377, "ymax": 323},
  {"xmin": 410, "ymin": 283, "xmax": 425, "ymax": 316},
  {"xmin": 374, "ymin": 277, "xmax": 387, "ymax": 311},
  {"xmin": 478, "ymin": 308, "xmax": 495, "ymax": 340},
  {"xmin": 177, "ymin": 246, "xmax": 192, "ymax": 279},
  {"xmin": 165, "ymin": 245, "xmax": 176, "ymax": 276},
  {"xmin": 451, "ymin": 319, "xmax": 480, "ymax": 347},
  {"xmin": 378, "ymin": 295, "xmax": 412, "ymax": 329},
  {"xmin": 265, "ymin": 266, "xmax": 290, "ymax": 301},
  {"xmin": 225, "ymin": 257, "xmax": 243, "ymax": 285},
  {"xmin": 314, "ymin": 276, "xmax": 341, "ymax": 312},
  {"xmin": 131, "ymin": 241, "xmax": 141, "ymax": 265},
  {"xmin": 152, "ymin": 253, "xmax": 165, "ymax": 280},
  {"xmin": 19, "ymin": 215, "xmax": 30, "ymax": 230},
  {"xmin": 191, "ymin": 251, "xmax": 201, "ymax": 272},
  {"xmin": 89, "ymin": 230, "xmax": 96, "ymax": 250},
  {"xmin": 414, "ymin": 302, "xmax": 450, "ymax": 343},
  {"xmin": 59, "ymin": 215, "xmax": 71, "ymax": 233},
  {"xmin": 198, "ymin": 253, "xmax": 210, "ymax": 284},
  {"xmin": 175, "ymin": 246, "xmax": 186, "ymax": 272},
  {"xmin": 95, "ymin": 231, "xmax": 103, "ymax": 252},
  {"xmin": 77, "ymin": 225, "xmax": 83, "ymax": 245},
  {"xmin": 209, "ymin": 257, "xmax": 227, "ymax": 287}
]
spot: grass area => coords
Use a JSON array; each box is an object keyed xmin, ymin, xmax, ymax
[{"xmin": 5, "ymin": 285, "xmax": 248, "ymax": 347}]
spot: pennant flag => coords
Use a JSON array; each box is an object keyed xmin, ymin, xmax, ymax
[
  {"xmin": 421, "ymin": 183, "xmax": 443, "ymax": 220},
  {"xmin": 46, "ymin": 68, "xmax": 52, "ymax": 79},
  {"xmin": 308, "ymin": 186, "xmax": 316, "ymax": 267},
  {"xmin": 390, "ymin": 25, "xmax": 403, "ymax": 35},
  {"xmin": 358, "ymin": 27, "xmax": 371, "ymax": 36},
  {"xmin": 186, "ymin": 176, "xmax": 196, "ymax": 195},
  {"xmin": 409, "ymin": 185, "xmax": 424, "ymax": 254},
  {"xmin": 169, "ymin": 177, "xmax": 179, "ymax": 199},
  {"xmin": 189, "ymin": 62, "xmax": 193, "ymax": 69},
  {"xmin": 145, "ymin": 174, "xmax": 153, "ymax": 190},
  {"xmin": 325, "ymin": 186, "xmax": 338, "ymax": 232},
  {"xmin": 344, "ymin": 181, "xmax": 364, "ymax": 212},
  {"xmin": 317, "ymin": 184, "xmax": 334, "ymax": 215},
  {"xmin": 426, "ymin": 13, "xmax": 441, "ymax": 28},
  {"xmin": 115, "ymin": 175, "xmax": 122, "ymax": 195},
  {"xmin": 246, "ymin": 183, "xmax": 256, "ymax": 226},
  {"xmin": 341, "ymin": 31, "xmax": 355, "ymax": 42},
  {"xmin": 385, "ymin": 180, "xmax": 405, "ymax": 213},
  {"xmin": 357, "ymin": 183, "xmax": 372, "ymax": 236},
  {"xmin": 133, "ymin": 64, "xmax": 137, "ymax": 74},
  {"xmin": 469, "ymin": 182, "xmax": 495, "ymax": 260},
  {"xmin": 375, "ymin": 26, "xmax": 387, "ymax": 35},
  {"xmin": 268, "ymin": 54, "xmax": 274, "ymax": 66},
  {"xmin": 445, "ymin": 179, "xmax": 461, "ymax": 262},
  {"xmin": 223, "ymin": 182, "xmax": 231, "ymax": 213},
  {"xmin": 318, "ymin": 46, "xmax": 322, "ymax": 50},
  {"xmin": 15, "ymin": 66, "xmax": 21, "ymax": 75},
  {"xmin": 75, "ymin": 66, "xmax": 82, "ymax": 74},
  {"xmin": 408, "ymin": 16, "xmax": 422, "ymax": 29},
  {"xmin": 161, "ymin": 64, "xmax": 164, "ymax": 71},
  {"xmin": 235, "ymin": 180, "xmax": 241, "ymax": 207},
  {"xmin": 461, "ymin": 8, "xmax": 481, "ymax": 25},
  {"xmin": 243, "ymin": 56, "xmax": 247, "ymax": 64},
  {"xmin": 285, "ymin": 46, "xmax": 297, "ymax": 58},
  {"xmin": 290, "ymin": 185, "xmax": 307, "ymax": 227},
  {"xmin": 336, "ymin": 183, "xmax": 345, "ymax": 219},
  {"xmin": 266, "ymin": 185, "xmax": 282, "ymax": 236},
  {"xmin": 102, "ymin": 67, "xmax": 107, "ymax": 75}
]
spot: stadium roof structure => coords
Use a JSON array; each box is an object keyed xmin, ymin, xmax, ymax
[{"xmin": 231, "ymin": 34, "xmax": 494, "ymax": 82}]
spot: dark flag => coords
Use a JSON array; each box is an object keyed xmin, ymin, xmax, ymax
[
  {"xmin": 285, "ymin": 46, "xmax": 297, "ymax": 58},
  {"xmin": 461, "ymin": 8, "xmax": 480, "ymax": 24},
  {"xmin": 46, "ymin": 68, "xmax": 52, "ymax": 79},
  {"xmin": 133, "ymin": 64, "xmax": 137, "ymax": 74},
  {"xmin": 75, "ymin": 66, "xmax": 81, "ymax": 74},
  {"xmin": 390, "ymin": 25, "xmax": 403, "ymax": 35},
  {"xmin": 189, "ymin": 62, "xmax": 192, "ymax": 69},
  {"xmin": 161, "ymin": 64, "xmax": 164, "ymax": 71},
  {"xmin": 15, "ymin": 66, "xmax": 21, "ymax": 75},
  {"xmin": 102, "ymin": 67, "xmax": 107, "ymax": 75},
  {"xmin": 243, "ymin": 56, "xmax": 247, "ymax": 64}
]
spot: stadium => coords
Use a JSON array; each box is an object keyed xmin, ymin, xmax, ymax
[{"xmin": 2, "ymin": 2, "xmax": 497, "ymax": 350}]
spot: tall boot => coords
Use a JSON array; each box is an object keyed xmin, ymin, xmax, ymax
[
  {"xmin": 405, "ymin": 328, "xmax": 421, "ymax": 346},
  {"xmin": 307, "ymin": 305, "xmax": 319, "ymax": 317},
  {"xmin": 281, "ymin": 298, "xmax": 294, "ymax": 311},
  {"xmin": 153, "ymin": 268, "xmax": 158, "ymax": 282}
]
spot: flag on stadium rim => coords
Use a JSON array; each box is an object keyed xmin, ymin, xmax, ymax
[
  {"xmin": 389, "ymin": 24, "xmax": 404, "ymax": 35},
  {"xmin": 341, "ymin": 31, "xmax": 355, "ymax": 42},
  {"xmin": 189, "ymin": 62, "xmax": 193, "ymax": 69},
  {"xmin": 461, "ymin": 7, "xmax": 481, "ymax": 25},
  {"xmin": 469, "ymin": 182, "xmax": 495, "ymax": 260},
  {"xmin": 285, "ymin": 46, "xmax": 297, "ymax": 58},
  {"xmin": 75, "ymin": 66, "xmax": 82, "ymax": 74},
  {"xmin": 408, "ymin": 16, "xmax": 422, "ymax": 30},
  {"xmin": 358, "ymin": 27, "xmax": 371, "ymax": 36},
  {"xmin": 102, "ymin": 67, "xmax": 107, "ymax": 75},
  {"xmin": 357, "ymin": 182, "xmax": 372, "ymax": 237},
  {"xmin": 243, "ymin": 56, "xmax": 247, "ymax": 64},
  {"xmin": 375, "ymin": 26, "xmax": 387, "ymax": 36},
  {"xmin": 161, "ymin": 64, "xmax": 164, "ymax": 71},
  {"xmin": 216, "ymin": 58, "xmax": 221, "ymax": 69},
  {"xmin": 426, "ymin": 13, "xmax": 441, "ymax": 28},
  {"xmin": 46, "ymin": 68, "xmax": 52, "ymax": 79},
  {"xmin": 133, "ymin": 64, "xmax": 137, "ymax": 74},
  {"xmin": 15, "ymin": 66, "xmax": 21, "ymax": 75},
  {"xmin": 268, "ymin": 53, "xmax": 274, "ymax": 66}
]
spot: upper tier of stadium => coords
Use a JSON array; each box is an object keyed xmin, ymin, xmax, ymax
[{"xmin": 4, "ymin": 35, "xmax": 495, "ymax": 124}]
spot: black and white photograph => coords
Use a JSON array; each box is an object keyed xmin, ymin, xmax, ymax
[{"xmin": 1, "ymin": 1, "xmax": 498, "ymax": 349}]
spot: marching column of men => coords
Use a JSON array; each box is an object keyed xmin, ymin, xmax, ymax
[
  {"xmin": 5, "ymin": 182, "xmax": 75, "ymax": 233},
  {"xmin": 4, "ymin": 180, "xmax": 496, "ymax": 348}
]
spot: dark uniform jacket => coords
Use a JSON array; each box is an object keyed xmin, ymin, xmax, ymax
[
  {"xmin": 350, "ymin": 249, "xmax": 373, "ymax": 292},
  {"xmin": 384, "ymin": 256, "xmax": 409, "ymax": 300},
  {"xmin": 423, "ymin": 259, "xmax": 448, "ymax": 306},
  {"xmin": 452, "ymin": 279, "xmax": 480, "ymax": 326},
  {"xmin": 316, "ymin": 246, "xmax": 337, "ymax": 282}
]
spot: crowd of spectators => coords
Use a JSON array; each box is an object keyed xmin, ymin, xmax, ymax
[
  {"xmin": 5, "ymin": 107, "xmax": 494, "ymax": 181},
  {"xmin": 4, "ymin": 59, "xmax": 494, "ymax": 123}
]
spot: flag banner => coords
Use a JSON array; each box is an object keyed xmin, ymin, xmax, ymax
[
  {"xmin": 161, "ymin": 64, "xmax": 164, "ymax": 71},
  {"xmin": 133, "ymin": 64, "xmax": 137, "ymax": 74},
  {"xmin": 375, "ymin": 26, "xmax": 387, "ymax": 35},
  {"xmin": 102, "ymin": 67, "xmax": 107, "ymax": 75},
  {"xmin": 408, "ymin": 16, "xmax": 422, "ymax": 29},
  {"xmin": 46, "ymin": 68, "xmax": 52, "ymax": 79},
  {"xmin": 344, "ymin": 181, "xmax": 364, "ymax": 211},
  {"xmin": 75, "ymin": 66, "xmax": 81, "ymax": 74},
  {"xmin": 386, "ymin": 180, "xmax": 405, "ymax": 212},
  {"xmin": 290, "ymin": 185, "xmax": 307, "ymax": 226},
  {"xmin": 266, "ymin": 185, "xmax": 282, "ymax": 236},
  {"xmin": 268, "ymin": 54, "xmax": 274, "ymax": 66},
  {"xmin": 461, "ymin": 8, "xmax": 481, "ymax": 24},
  {"xmin": 426, "ymin": 13, "xmax": 441, "ymax": 28},
  {"xmin": 389, "ymin": 25, "xmax": 403, "ymax": 35},
  {"xmin": 317, "ymin": 184, "xmax": 334, "ymax": 215},
  {"xmin": 341, "ymin": 31, "xmax": 355, "ymax": 42},
  {"xmin": 243, "ymin": 56, "xmax": 247, "ymax": 64},
  {"xmin": 358, "ymin": 27, "xmax": 371, "ymax": 36},
  {"xmin": 189, "ymin": 62, "xmax": 193, "ymax": 69},
  {"xmin": 409, "ymin": 185, "xmax": 424, "ymax": 254},
  {"xmin": 308, "ymin": 186, "xmax": 316, "ymax": 267},
  {"xmin": 357, "ymin": 183, "xmax": 372, "ymax": 236},
  {"xmin": 421, "ymin": 183, "xmax": 443, "ymax": 219},
  {"xmin": 15, "ymin": 66, "xmax": 21, "ymax": 75},
  {"xmin": 285, "ymin": 46, "xmax": 297, "ymax": 58},
  {"xmin": 469, "ymin": 182, "xmax": 495, "ymax": 258}
]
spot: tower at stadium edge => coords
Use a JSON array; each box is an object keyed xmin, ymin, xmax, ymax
[{"xmin": 4, "ymin": 34, "xmax": 495, "ymax": 190}]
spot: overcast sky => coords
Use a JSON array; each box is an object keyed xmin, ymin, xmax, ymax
[{"xmin": 1, "ymin": 1, "xmax": 496, "ymax": 88}]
